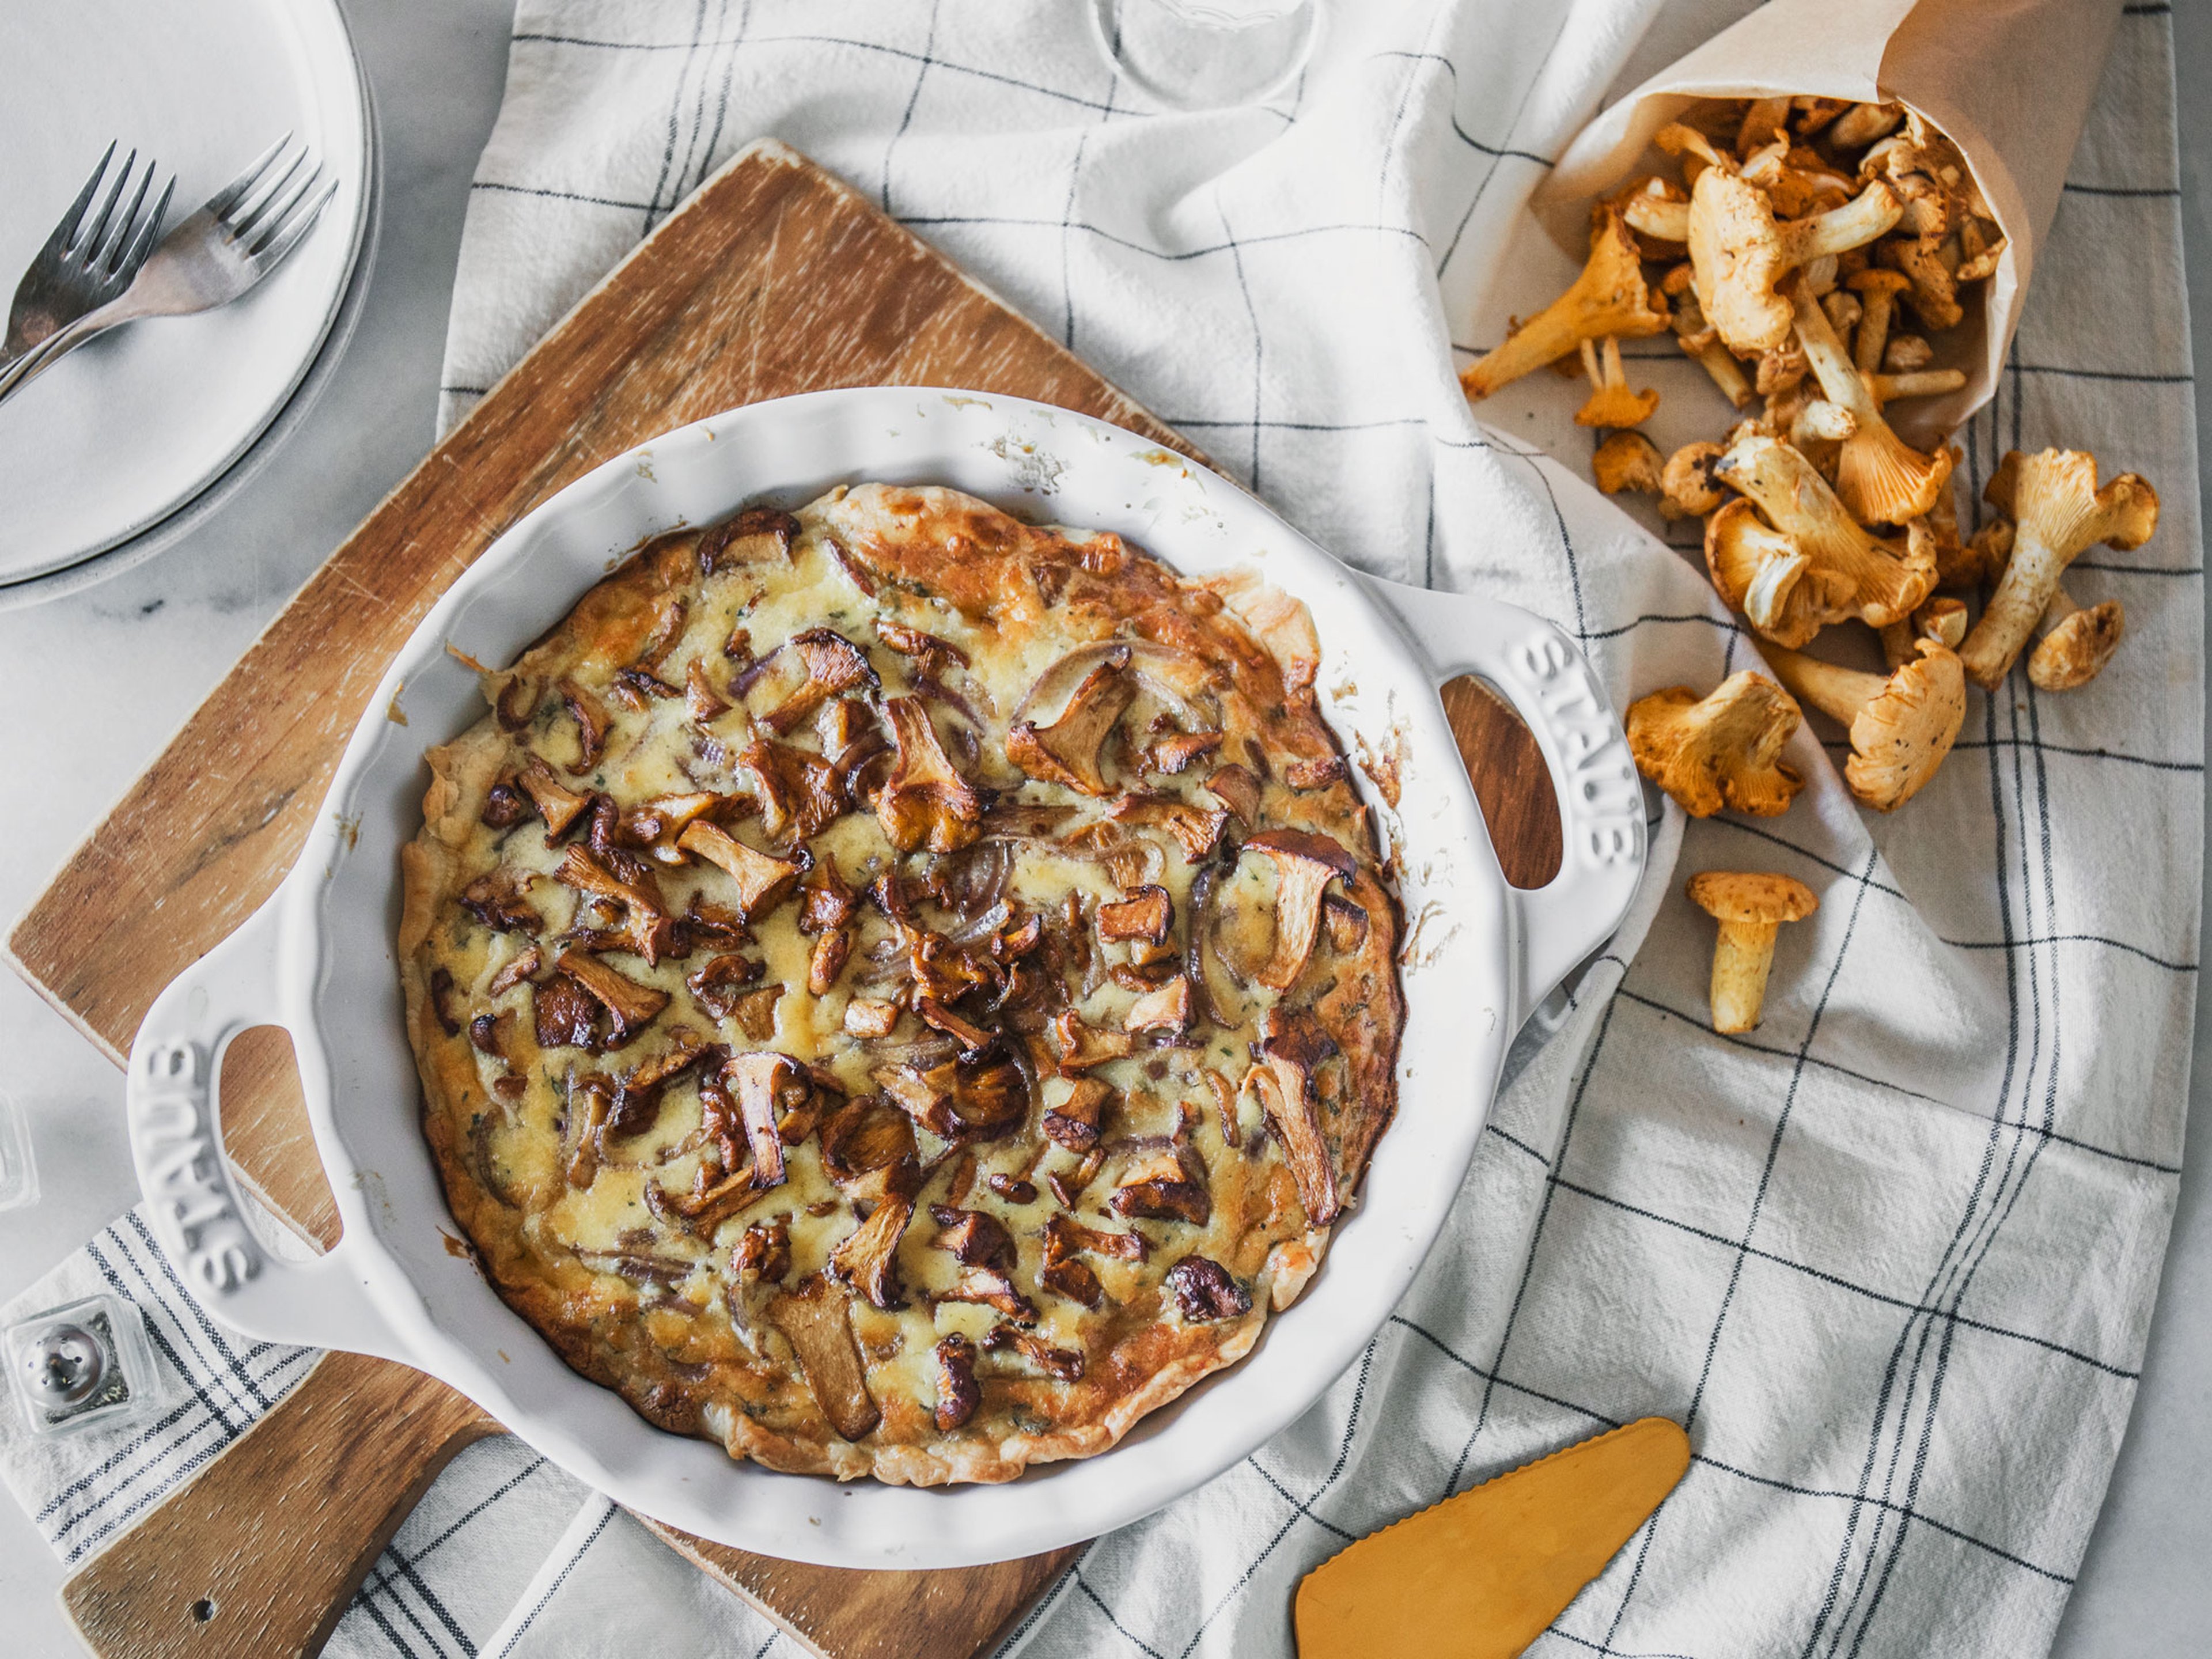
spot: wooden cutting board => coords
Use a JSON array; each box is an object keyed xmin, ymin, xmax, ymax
[{"xmin": 5, "ymin": 138, "xmax": 1559, "ymax": 1659}]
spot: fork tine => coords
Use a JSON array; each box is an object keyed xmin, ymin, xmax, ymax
[
  {"xmin": 229, "ymin": 147, "xmax": 309, "ymax": 241},
  {"xmin": 243, "ymin": 159, "xmax": 322, "ymax": 253},
  {"xmin": 248, "ymin": 176, "xmax": 338, "ymax": 270},
  {"xmin": 100, "ymin": 160, "xmax": 157, "ymax": 276},
  {"xmin": 120, "ymin": 175, "xmax": 176, "ymax": 272},
  {"xmin": 77, "ymin": 147, "xmax": 137, "ymax": 258},
  {"xmin": 51, "ymin": 141, "xmax": 118, "ymax": 251},
  {"xmin": 204, "ymin": 132, "xmax": 292, "ymax": 221}
]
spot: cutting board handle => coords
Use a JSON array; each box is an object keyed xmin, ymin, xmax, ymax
[
  {"xmin": 62, "ymin": 1350, "xmax": 499, "ymax": 1659},
  {"xmin": 1357, "ymin": 574, "xmax": 1647, "ymax": 1025},
  {"xmin": 124, "ymin": 890, "xmax": 410, "ymax": 1361}
]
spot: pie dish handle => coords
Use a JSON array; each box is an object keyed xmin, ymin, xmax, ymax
[
  {"xmin": 125, "ymin": 893, "xmax": 412, "ymax": 1361},
  {"xmin": 1356, "ymin": 574, "xmax": 1647, "ymax": 1025}
]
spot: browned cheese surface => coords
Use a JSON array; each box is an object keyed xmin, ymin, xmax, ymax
[{"xmin": 399, "ymin": 484, "xmax": 1406, "ymax": 1483}]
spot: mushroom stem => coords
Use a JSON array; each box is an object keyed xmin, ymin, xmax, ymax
[
  {"xmin": 1790, "ymin": 278, "xmax": 1950, "ymax": 524},
  {"xmin": 1625, "ymin": 194, "xmax": 1690, "ymax": 243},
  {"xmin": 1710, "ymin": 916, "xmax": 1783, "ymax": 1035},
  {"xmin": 1869, "ymin": 369, "xmax": 1968, "ymax": 405},
  {"xmin": 1846, "ymin": 270, "xmax": 1912, "ymax": 378},
  {"xmin": 1761, "ymin": 647, "xmax": 1881, "ymax": 728},
  {"xmin": 1574, "ymin": 335, "xmax": 1659, "ymax": 428}
]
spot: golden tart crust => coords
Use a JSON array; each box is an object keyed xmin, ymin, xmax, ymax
[{"xmin": 399, "ymin": 483, "xmax": 1404, "ymax": 1483}]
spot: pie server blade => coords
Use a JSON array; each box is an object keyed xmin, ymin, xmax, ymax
[{"xmin": 1294, "ymin": 1416, "xmax": 1690, "ymax": 1659}]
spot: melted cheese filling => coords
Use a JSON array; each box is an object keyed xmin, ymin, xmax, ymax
[{"xmin": 424, "ymin": 495, "xmax": 1343, "ymax": 1455}]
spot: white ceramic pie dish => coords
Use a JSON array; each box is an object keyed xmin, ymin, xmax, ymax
[{"xmin": 124, "ymin": 387, "xmax": 1646, "ymax": 1569}]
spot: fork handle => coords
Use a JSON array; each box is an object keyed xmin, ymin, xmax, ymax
[{"xmin": 0, "ymin": 310, "xmax": 111, "ymax": 406}]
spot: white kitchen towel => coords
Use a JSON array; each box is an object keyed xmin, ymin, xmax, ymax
[{"xmin": 7, "ymin": 1, "xmax": 2197, "ymax": 1656}]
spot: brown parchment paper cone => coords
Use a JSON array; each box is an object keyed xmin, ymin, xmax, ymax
[{"xmin": 1537, "ymin": 0, "xmax": 2126, "ymax": 443}]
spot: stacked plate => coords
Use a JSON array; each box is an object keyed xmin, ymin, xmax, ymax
[{"xmin": 0, "ymin": 0, "xmax": 378, "ymax": 609}]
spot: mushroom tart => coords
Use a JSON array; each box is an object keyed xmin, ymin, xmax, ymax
[{"xmin": 397, "ymin": 483, "xmax": 1404, "ymax": 1484}]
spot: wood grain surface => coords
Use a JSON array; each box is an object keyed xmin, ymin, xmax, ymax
[
  {"xmin": 16, "ymin": 139, "xmax": 1557, "ymax": 1659},
  {"xmin": 60, "ymin": 1352, "xmax": 499, "ymax": 1659}
]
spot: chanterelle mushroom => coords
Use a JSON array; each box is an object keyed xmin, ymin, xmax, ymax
[
  {"xmin": 1626, "ymin": 671, "xmax": 1804, "ymax": 819},
  {"xmin": 1664, "ymin": 268, "xmax": 1755, "ymax": 410},
  {"xmin": 1247, "ymin": 1008, "xmax": 1341, "ymax": 1225},
  {"xmin": 1788, "ymin": 277, "xmax": 1952, "ymax": 525},
  {"xmin": 762, "ymin": 628, "xmax": 878, "ymax": 735},
  {"xmin": 723, "ymin": 1051, "xmax": 802, "ymax": 1188},
  {"xmin": 1126, "ymin": 976, "xmax": 1193, "ymax": 1035},
  {"xmin": 1661, "ymin": 440, "xmax": 1727, "ymax": 520},
  {"xmin": 767, "ymin": 1275, "xmax": 879, "ymax": 1442},
  {"xmin": 1107, "ymin": 793, "xmax": 1229, "ymax": 862},
  {"xmin": 1686, "ymin": 871, "xmax": 1819, "ymax": 1034},
  {"xmin": 1846, "ymin": 268, "xmax": 1914, "ymax": 377},
  {"xmin": 1574, "ymin": 336, "xmax": 1659, "ymax": 429},
  {"xmin": 1005, "ymin": 649, "xmax": 1135, "ymax": 796},
  {"xmin": 877, "ymin": 695, "xmax": 984, "ymax": 852},
  {"xmin": 1238, "ymin": 829, "xmax": 1357, "ymax": 991},
  {"xmin": 2029, "ymin": 589, "xmax": 2126, "ymax": 691},
  {"xmin": 931, "ymin": 1334, "xmax": 980, "ymax": 1432},
  {"xmin": 676, "ymin": 821, "xmax": 803, "ymax": 920},
  {"xmin": 552, "ymin": 949, "xmax": 668, "ymax": 1046},
  {"xmin": 1688, "ymin": 166, "xmax": 1900, "ymax": 354},
  {"xmin": 1957, "ymin": 449, "xmax": 2158, "ymax": 691},
  {"xmin": 1761, "ymin": 638, "xmax": 1965, "ymax": 812},
  {"xmin": 1880, "ymin": 594, "xmax": 1968, "ymax": 670},
  {"xmin": 1707, "ymin": 435, "xmax": 1936, "ymax": 648},
  {"xmin": 827, "ymin": 1194, "xmax": 913, "ymax": 1310},
  {"xmin": 1594, "ymin": 430, "xmax": 1665, "ymax": 497},
  {"xmin": 1460, "ymin": 206, "xmax": 1669, "ymax": 400}
]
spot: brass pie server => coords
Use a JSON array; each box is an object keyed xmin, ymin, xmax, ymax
[{"xmin": 1295, "ymin": 1416, "xmax": 1690, "ymax": 1659}]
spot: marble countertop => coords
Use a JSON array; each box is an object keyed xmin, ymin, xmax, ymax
[{"xmin": 1, "ymin": 3, "xmax": 2206, "ymax": 1654}]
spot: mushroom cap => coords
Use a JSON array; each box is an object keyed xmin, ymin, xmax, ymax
[
  {"xmin": 1790, "ymin": 399, "xmax": 1857, "ymax": 445},
  {"xmin": 1845, "ymin": 267, "xmax": 1913, "ymax": 298},
  {"xmin": 2029, "ymin": 600, "xmax": 2125, "ymax": 691},
  {"xmin": 1915, "ymin": 594, "xmax": 1969, "ymax": 650},
  {"xmin": 1689, "ymin": 166, "xmax": 1796, "ymax": 354},
  {"xmin": 1576, "ymin": 382, "xmax": 1661, "ymax": 429},
  {"xmin": 1593, "ymin": 430, "xmax": 1665, "ymax": 494},
  {"xmin": 1626, "ymin": 671, "xmax": 1804, "ymax": 819},
  {"xmin": 1687, "ymin": 870, "xmax": 1819, "ymax": 926},
  {"xmin": 1705, "ymin": 501, "xmax": 1816, "ymax": 646},
  {"xmin": 1836, "ymin": 415, "xmax": 1954, "ymax": 527},
  {"xmin": 1661, "ymin": 440, "xmax": 1727, "ymax": 519},
  {"xmin": 1844, "ymin": 639, "xmax": 1967, "ymax": 811}
]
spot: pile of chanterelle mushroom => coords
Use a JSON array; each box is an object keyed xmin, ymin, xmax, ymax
[{"xmin": 1462, "ymin": 96, "xmax": 2162, "ymax": 1035}]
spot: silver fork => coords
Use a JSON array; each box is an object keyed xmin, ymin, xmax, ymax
[
  {"xmin": 0, "ymin": 135, "xmax": 338, "ymax": 406},
  {"xmin": 2, "ymin": 142, "xmax": 173, "ymax": 372}
]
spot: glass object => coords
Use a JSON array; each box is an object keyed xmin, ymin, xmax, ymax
[
  {"xmin": 1090, "ymin": 0, "xmax": 1319, "ymax": 112},
  {"xmin": 6, "ymin": 1293, "xmax": 165, "ymax": 1438},
  {"xmin": 0, "ymin": 1089, "xmax": 35, "ymax": 1211}
]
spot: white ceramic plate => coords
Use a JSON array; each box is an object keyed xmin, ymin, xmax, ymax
[
  {"xmin": 0, "ymin": 0, "xmax": 370, "ymax": 586},
  {"xmin": 125, "ymin": 389, "xmax": 1648, "ymax": 1567}
]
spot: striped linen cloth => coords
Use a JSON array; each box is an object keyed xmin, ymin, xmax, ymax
[{"xmin": 5, "ymin": 2, "xmax": 2197, "ymax": 1655}]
